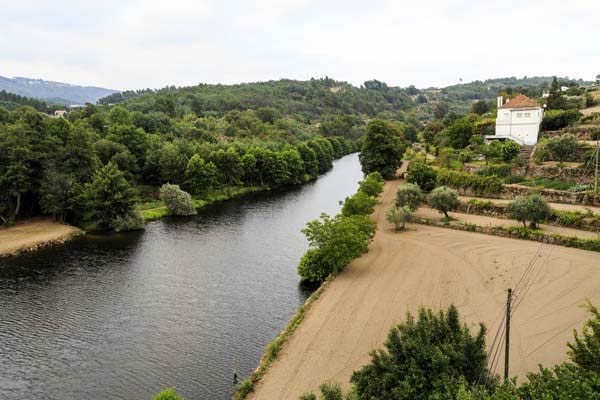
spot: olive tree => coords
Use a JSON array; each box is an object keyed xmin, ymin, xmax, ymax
[
  {"xmin": 428, "ymin": 186, "xmax": 460, "ymax": 218},
  {"xmin": 396, "ymin": 183, "xmax": 422, "ymax": 211},
  {"xmin": 159, "ymin": 184, "xmax": 197, "ymax": 216},
  {"xmin": 507, "ymin": 194, "xmax": 551, "ymax": 229},
  {"xmin": 386, "ymin": 205, "xmax": 414, "ymax": 230}
]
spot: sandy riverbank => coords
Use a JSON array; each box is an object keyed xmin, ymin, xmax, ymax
[
  {"xmin": 248, "ymin": 178, "xmax": 600, "ymax": 399},
  {"xmin": 0, "ymin": 219, "xmax": 82, "ymax": 257}
]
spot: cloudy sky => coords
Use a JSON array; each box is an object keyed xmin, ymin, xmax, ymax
[{"xmin": 2, "ymin": 0, "xmax": 599, "ymax": 90}]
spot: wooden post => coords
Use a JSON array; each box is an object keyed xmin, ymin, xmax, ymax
[{"xmin": 504, "ymin": 288, "xmax": 512, "ymax": 382}]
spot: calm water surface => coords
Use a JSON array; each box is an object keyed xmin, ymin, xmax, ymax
[{"xmin": 0, "ymin": 153, "xmax": 362, "ymax": 400}]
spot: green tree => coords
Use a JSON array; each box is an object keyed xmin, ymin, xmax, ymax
[
  {"xmin": 351, "ymin": 305, "xmax": 490, "ymax": 400},
  {"xmin": 545, "ymin": 133, "xmax": 577, "ymax": 162},
  {"xmin": 0, "ymin": 123, "xmax": 34, "ymax": 217},
  {"xmin": 471, "ymin": 100, "xmax": 490, "ymax": 115},
  {"xmin": 428, "ymin": 186, "xmax": 460, "ymax": 218},
  {"xmin": 359, "ymin": 119, "xmax": 406, "ymax": 179},
  {"xmin": 507, "ymin": 194, "xmax": 551, "ymax": 229},
  {"xmin": 341, "ymin": 191, "xmax": 377, "ymax": 216},
  {"xmin": 84, "ymin": 162, "xmax": 138, "ymax": 229},
  {"xmin": 501, "ymin": 140, "xmax": 521, "ymax": 162},
  {"xmin": 211, "ymin": 147, "xmax": 243, "ymax": 186},
  {"xmin": 296, "ymin": 143, "xmax": 319, "ymax": 178},
  {"xmin": 358, "ymin": 172, "xmax": 384, "ymax": 197},
  {"xmin": 386, "ymin": 205, "xmax": 414, "ymax": 230},
  {"xmin": 185, "ymin": 154, "xmax": 219, "ymax": 195},
  {"xmin": 298, "ymin": 214, "xmax": 376, "ymax": 282},
  {"xmin": 396, "ymin": 183, "xmax": 422, "ymax": 211},
  {"xmin": 444, "ymin": 116, "xmax": 476, "ymax": 149},
  {"xmin": 406, "ymin": 160, "xmax": 437, "ymax": 192},
  {"xmin": 281, "ymin": 147, "xmax": 306, "ymax": 185},
  {"xmin": 159, "ymin": 184, "xmax": 197, "ymax": 216},
  {"xmin": 547, "ymin": 77, "xmax": 566, "ymax": 110}
]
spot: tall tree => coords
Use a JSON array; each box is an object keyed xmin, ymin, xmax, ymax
[{"xmin": 359, "ymin": 119, "xmax": 406, "ymax": 179}]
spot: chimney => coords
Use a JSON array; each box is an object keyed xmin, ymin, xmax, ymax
[{"xmin": 497, "ymin": 96, "xmax": 503, "ymax": 108}]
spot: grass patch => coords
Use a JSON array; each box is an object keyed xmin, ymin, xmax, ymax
[
  {"xmin": 519, "ymin": 179, "xmax": 575, "ymax": 191},
  {"xmin": 141, "ymin": 207, "xmax": 169, "ymax": 221}
]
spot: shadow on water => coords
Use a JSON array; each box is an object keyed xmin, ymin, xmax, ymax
[{"xmin": 0, "ymin": 153, "xmax": 362, "ymax": 400}]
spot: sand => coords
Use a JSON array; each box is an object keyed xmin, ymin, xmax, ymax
[
  {"xmin": 248, "ymin": 179, "xmax": 600, "ymax": 399},
  {"xmin": 0, "ymin": 219, "xmax": 81, "ymax": 257}
]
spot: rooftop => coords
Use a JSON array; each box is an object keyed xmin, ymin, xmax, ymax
[{"xmin": 499, "ymin": 94, "xmax": 540, "ymax": 109}]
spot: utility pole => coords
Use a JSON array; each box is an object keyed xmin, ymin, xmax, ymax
[
  {"xmin": 595, "ymin": 141, "xmax": 599, "ymax": 195},
  {"xmin": 504, "ymin": 288, "xmax": 512, "ymax": 382}
]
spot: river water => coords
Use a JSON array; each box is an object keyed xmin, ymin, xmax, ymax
[{"xmin": 0, "ymin": 153, "xmax": 363, "ymax": 400}]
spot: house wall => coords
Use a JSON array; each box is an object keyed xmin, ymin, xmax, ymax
[{"xmin": 495, "ymin": 107, "xmax": 543, "ymax": 145}]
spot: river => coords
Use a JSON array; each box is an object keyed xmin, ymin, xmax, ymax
[{"xmin": 0, "ymin": 153, "xmax": 363, "ymax": 400}]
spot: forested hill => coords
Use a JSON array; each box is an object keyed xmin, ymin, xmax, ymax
[
  {"xmin": 0, "ymin": 90, "xmax": 61, "ymax": 113},
  {"xmin": 0, "ymin": 75, "xmax": 118, "ymax": 105},
  {"xmin": 98, "ymin": 75, "xmax": 590, "ymax": 122}
]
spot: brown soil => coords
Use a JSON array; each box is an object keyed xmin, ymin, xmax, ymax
[
  {"xmin": 460, "ymin": 195, "xmax": 600, "ymax": 215},
  {"xmin": 0, "ymin": 218, "xmax": 81, "ymax": 257},
  {"xmin": 248, "ymin": 179, "xmax": 600, "ymax": 399}
]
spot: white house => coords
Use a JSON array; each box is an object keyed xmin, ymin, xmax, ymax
[{"xmin": 489, "ymin": 94, "xmax": 544, "ymax": 146}]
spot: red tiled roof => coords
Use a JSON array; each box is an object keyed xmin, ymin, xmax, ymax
[{"xmin": 499, "ymin": 94, "xmax": 540, "ymax": 109}]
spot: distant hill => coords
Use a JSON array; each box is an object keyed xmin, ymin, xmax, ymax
[{"xmin": 0, "ymin": 75, "xmax": 118, "ymax": 105}]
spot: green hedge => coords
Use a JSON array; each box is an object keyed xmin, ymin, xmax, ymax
[{"xmin": 436, "ymin": 169, "xmax": 504, "ymax": 196}]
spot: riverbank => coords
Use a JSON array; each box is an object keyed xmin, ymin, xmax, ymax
[
  {"xmin": 0, "ymin": 219, "xmax": 83, "ymax": 258},
  {"xmin": 247, "ymin": 177, "xmax": 600, "ymax": 399},
  {"xmin": 141, "ymin": 186, "xmax": 269, "ymax": 221}
]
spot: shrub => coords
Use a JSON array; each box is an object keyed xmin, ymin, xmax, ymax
[
  {"xmin": 507, "ymin": 194, "xmax": 551, "ymax": 229},
  {"xmin": 406, "ymin": 160, "xmax": 437, "ymax": 192},
  {"xmin": 428, "ymin": 186, "xmax": 460, "ymax": 218},
  {"xmin": 395, "ymin": 183, "xmax": 423, "ymax": 211},
  {"xmin": 111, "ymin": 208, "xmax": 145, "ymax": 232},
  {"xmin": 159, "ymin": 184, "xmax": 197, "ymax": 216},
  {"xmin": 545, "ymin": 133, "xmax": 577, "ymax": 162},
  {"xmin": 501, "ymin": 140, "xmax": 521, "ymax": 162},
  {"xmin": 350, "ymin": 305, "xmax": 490, "ymax": 400},
  {"xmin": 341, "ymin": 191, "xmax": 377, "ymax": 216},
  {"xmin": 541, "ymin": 109, "xmax": 581, "ymax": 131},
  {"xmin": 298, "ymin": 214, "xmax": 376, "ymax": 282},
  {"xmin": 386, "ymin": 205, "xmax": 414, "ymax": 230},
  {"xmin": 358, "ymin": 172, "xmax": 384, "ymax": 197},
  {"xmin": 437, "ymin": 168, "xmax": 503, "ymax": 196},
  {"xmin": 477, "ymin": 163, "xmax": 512, "ymax": 178},
  {"xmin": 152, "ymin": 388, "xmax": 184, "ymax": 400}
]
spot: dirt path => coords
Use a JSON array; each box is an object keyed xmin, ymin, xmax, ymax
[
  {"xmin": 0, "ymin": 219, "xmax": 81, "ymax": 257},
  {"xmin": 416, "ymin": 206, "xmax": 600, "ymax": 239},
  {"xmin": 248, "ymin": 179, "xmax": 600, "ymax": 399},
  {"xmin": 459, "ymin": 196, "xmax": 600, "ymax": 215}
]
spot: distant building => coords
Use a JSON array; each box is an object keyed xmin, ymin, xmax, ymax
[
  {"xmin": 53, "ymin": 109, "xmax": 67, "ymax": 118},
  {"xmin": 488, "ymin": 95, "xmax": 544, "ymax": 146}
]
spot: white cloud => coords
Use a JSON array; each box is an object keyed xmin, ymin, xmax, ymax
[{"xmin": 0, "ymin": 0, "xmax": 598, "ymax": 90}]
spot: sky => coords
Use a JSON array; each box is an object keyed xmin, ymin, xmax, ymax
[{"xmin": 1, "ymin": 0, "xmax": 599, "ymax": 91}]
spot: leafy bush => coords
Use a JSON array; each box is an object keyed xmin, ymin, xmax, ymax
[
  {"xmin": 428, "ymin": 186, "xmax": 460, "ymax": 218},
  {"xmin": 477, "ymin": 163, "xmax": 513, "ymax": 178},
  {"xmin": 501, "ymin": 140, "xmax": 521, "ymax": 162},
  {"xmin": 300, "ymin": 383, "xmax": 346, "ymax": 400},
  {"xmin": 386, "ymin": 205, "xmax": 414, "ymax": 230},
  {"xmin": 541, "ymin": 109, "xmax": 581, "ymax": 131},
  {"xmin": 507, "ymin": 194, "xmax": 551, "ymax": 228},
  {"xmin": 350, "ymin": 305, "xmax": 490, "ymax": 400},
  {"xmin": 395, "ymin": 183, "xmax": 423, "ymax": 211},
  {"xmin": 152, "ymin": 388, "xmax": 184, "ymax": 400},
  {"xmin": 159, "ymin": 184, "xmax": 197, "ymax": 216},
  {"xmin": 358, "ymin": 172, "xmax": 384, "ymax": 197},
  {"xmin": 437, "ymin": 169, "xmax": 504, "ymax": 196},
  {"xmin": 111, "ymin": 208, "xmax": 145, "ymax": 232},
  {"xmin": 545, "ymin": 133, "xmax": 578, "ymax": 162},
  {"xmin": 341, "ymin": 191, "xmax": 377, "ymax": 217},
  {"xmin": 298, "ymin": 214, "xmax": 376, "ymax": 282},
  {"xmin": 406, "ymin": 160, "xmax": 437, "ymax": 192}
]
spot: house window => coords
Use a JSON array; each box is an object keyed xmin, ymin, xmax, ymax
[
  {"xmin": 524, "ymin": 112, "xmax": 531, "ymax": 118},
  {"xmin": 516, "ymin": 113, "xmax": 523, "ymax": 118}
]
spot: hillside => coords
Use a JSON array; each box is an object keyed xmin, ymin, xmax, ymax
[
  {"xmin": 0, "ymin": 75, "xmax": 118, "ymax": 105},
  {"xmin": 98, "ymin": 76, "xmax": 590, "ymax": 122}
]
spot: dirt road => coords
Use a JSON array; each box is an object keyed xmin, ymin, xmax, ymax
[
  {"xmin": 0, "ymin": 219, "xmax": 81, "ymax": 257},
  {"xmin": 249, "ymin": 179, "xmax": 600, "ymax": 399},
  {"xmin": 459, "ymin": 195, "xmax": 600, "ymax": 215},
  {"xmin": 416, "ymin": 206, "xmax": 599, "ymax": 239}
]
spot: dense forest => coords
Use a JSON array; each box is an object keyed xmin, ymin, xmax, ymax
[{"xmin": 1, "ymin": 75, "xmax": 594, "ymax": 230}]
